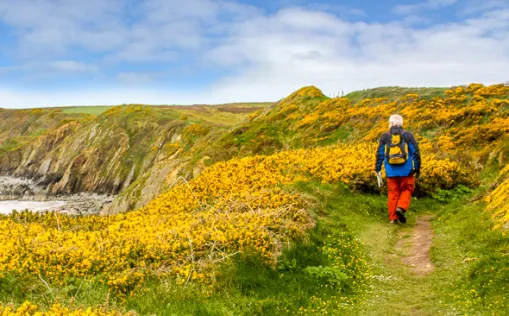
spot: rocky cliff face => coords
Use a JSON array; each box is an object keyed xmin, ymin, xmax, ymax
[{"xmin": 0, "ymin": 106, "xmax": 205, "ymax": 212}]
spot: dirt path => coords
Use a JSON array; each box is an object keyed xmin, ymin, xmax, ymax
[
  {"xmin": 353, "ymin": 215, "xmax": 440, "ymax": 315},
  {"xmin": 395, "ymin": 215, "xmax": 435, "ymax": 275}
]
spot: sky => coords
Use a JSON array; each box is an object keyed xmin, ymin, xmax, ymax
[{"xmin": 0, "ymin": 0, "xmax": 508, "ymax": 108}]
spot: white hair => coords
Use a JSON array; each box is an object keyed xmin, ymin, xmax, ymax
[{"xmin": 389, "ymin": 114, "xmax": 403, "ymax": 128}]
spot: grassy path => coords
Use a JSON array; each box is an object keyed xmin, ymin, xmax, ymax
[
  {"xmin": 300, "ymin": 183, "xmax": 461, "ymax": 315},
  {"xmin": 352, "ymin": 214, "xmax": 445, "ymax": 315},
  {"xmin": 341, "ymin": 191, "xmax": 509, "ymax": 316}
]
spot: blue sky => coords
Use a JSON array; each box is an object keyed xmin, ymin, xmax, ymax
[{"xmin": 0, "ymin": 0, "xmax": 508, "ymax": 107}]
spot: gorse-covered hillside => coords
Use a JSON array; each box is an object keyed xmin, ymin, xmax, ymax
[
  {"xmin": 207, "ymin": 84, "xmax": 508, "ymax": 174},
  {"xmin": 0, "ymin": 84, "xmax": 508, "ymax": 314},
  {"xmin": 205, "ymin": 83, "xmax": 509, "ymax": 226}
]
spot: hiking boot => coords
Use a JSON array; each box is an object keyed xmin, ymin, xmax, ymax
[
  {"xmin": 390, "ymin": 220, "xmax": 398, "ymax": 224},
  {"xmin": 396, "ymin": 207, "xmax": 407, "ymax": 224}
]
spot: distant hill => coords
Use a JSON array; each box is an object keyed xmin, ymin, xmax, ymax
[{"xmin": 345, "ymin": 86, "xmax": 448, "ymax": 102}]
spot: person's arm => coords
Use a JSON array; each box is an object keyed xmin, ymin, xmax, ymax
[
  {"xmin": 407, "ymin": 133, "xmax": 421, "ymax": 176},
  {"xmin": 375, "ymin": 134, "xmax": 387, "ymax": 172}
]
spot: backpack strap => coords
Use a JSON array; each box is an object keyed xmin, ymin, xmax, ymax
[
  {"xmin": 401, "ymin": 130, "xmax": 410, "ymax": 141},
  {"xmin": 399, "ymin": 131, "xmax": 408, "ymax": 156}
]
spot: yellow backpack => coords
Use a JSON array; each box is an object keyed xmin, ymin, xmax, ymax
[{"xmin": 386, "ymin": 127, "xmax": 409, "ymax": 165}]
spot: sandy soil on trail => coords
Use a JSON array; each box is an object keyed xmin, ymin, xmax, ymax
[{"xmin": 395, "ymin": 215, "xmax": 435, "ymax": 275}]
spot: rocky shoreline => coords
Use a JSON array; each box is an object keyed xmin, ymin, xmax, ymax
[{"xmin": 0, "ymin": 176, "xmax": 114, "ymax": 215}]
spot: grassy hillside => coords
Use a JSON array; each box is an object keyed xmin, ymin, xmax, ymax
[
  {"xmin": 168, "ymin": 103, "xmax": 271, "ymax": 126},
  {"xmin": 0, "ymin": 108, "xmax": 89, "ymax": 157},
  {"xmin": 58, "ymin": 103, "xmax": 272, "ymax": 123},
  {"xmin": 61, "ymin": 106, "xmax": 113, "ymax": 115},
  {"xmin": 205, "ymin": 84, "xmax": 508, "ymax": 178},
  {"xmin": 345, "ymin": 86, "xmax": 448, "ymax": 102},
  {"xmin": 0, "ymin": 84, "xmax": 508, "ymax": 314}
]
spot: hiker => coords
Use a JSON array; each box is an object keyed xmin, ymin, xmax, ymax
[{"xmin": 375, "ymin": 114, "xmax": 421, "ymax": 224}]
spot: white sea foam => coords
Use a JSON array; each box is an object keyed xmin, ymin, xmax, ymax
[{"xmin": 0, "ymin": 200, "xmax": 66, "ymax": 215}]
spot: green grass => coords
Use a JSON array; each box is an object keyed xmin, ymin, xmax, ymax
[
  {"xmin": 174, "ymin": 107, "xmax": 254, "ymax": 127},
  {"xmin": 0, "ymin": 138, "xmax": 21, "ymax": 155},
  {"xmin": 61, "ymin": 104, "xmax": 271, "ymax": 125},
  {"xmin": 61, "ymin": 106, "xmax": 112, "ymax": 115},
  {"xmin": 432, "ymin": 198, "xmax": 509, "ymax": 313},
  {"xmin": 122, "ymin": 183, "xmax": 377, "ymax": 315},
  {"xmin": 170, "ymin": 103, "xmax": 272, "ymax": 127},
  {"xmin": 346, "ymin": 87, "xmax": 448, "ymax": 103},
  {"xmin": 2, "ymin": 86, "xmax": 508, "ymax": 314},
  {"xmin": 136, "ymin": 185, "xmax": 507, "ymax": 315},
  {"xmin": 220, "ymin": 102, "xmax": 273, "ymax": 108},
  {"xmin": 345, "ymin": 192, "xmax": 509, "ymax": 315}
]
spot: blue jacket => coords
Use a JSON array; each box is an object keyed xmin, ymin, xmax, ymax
[{"xmin": 375, "ymin": 128, "xmax": 421, "ymax": 178}]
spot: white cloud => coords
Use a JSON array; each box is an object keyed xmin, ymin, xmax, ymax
[
  {"xmin": 4, "ymin": 60, "xmax": 98, "ymax": 80},
  {"xmin": 0, "ymin": 1, "xmax": 508, "ymax": 108},
  {"xmin": 0, "ymin": 0, "xmax": 126, "ymax": 57},
  {"xmin": 394, "ymin": 0, "xmax": 457, "ymax": 15},
  {"xmin": 462, "ymin": 0, "xmax": 509, "ymax": 15},
  {"xmin": 0, "ymin": 87, "xmax": 189, "ymax": 108},
  {"xmin": 206, "ymin": 8, "xmax": 354, "ymax": 67},
  {"xmin": 400, "ymin": 15, "xmax": 433, "ymax": 25},
  {"xmin": 0, "ymin": 0, "xmax": 259, "ymax": 63},
  {"xmin": 203, "ymin": 6, "xmax": 509, "ymax": 102},
  {"xmin": 320, "ymin": 5, "xmax": 364, "ymax": 17},
  {"xmin": 48, "ymin": 61, "xmax": 98, "ymax": 73},
  {"xmin": 115, "ymin": 72, "xmax": 161, "ymax": 84}
]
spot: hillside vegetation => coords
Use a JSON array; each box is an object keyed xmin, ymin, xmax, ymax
[
  {"xmin": 0, "ymin": 84, "xmax": 508, "ymax": 314},
  {"xmin": 0, "ymin": 103, "xmax": 269, "ymax": 212},
  {"xmin": 344, "ymin": 86, "xmax": 448, "ymax": 102},
  {"xmin": 61, "ymin": 106, "xmax": 113, "ymax": 115},
  {"xmin": 0, "ymin": 108, "xmax": 86, "ymax": 157}
]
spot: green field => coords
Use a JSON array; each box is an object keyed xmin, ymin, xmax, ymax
[
  {"xmin": 61, "ymin": 106, "xmax": 113, "ymax": 115},
  {"xmin": 59, "ymin": 103, "xmax": 272, "ymax": 121}
]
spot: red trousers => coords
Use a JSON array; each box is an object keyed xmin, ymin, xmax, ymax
[{"xmin": 387, "ymin": 176, "xmax": 415, "ymax": 221}]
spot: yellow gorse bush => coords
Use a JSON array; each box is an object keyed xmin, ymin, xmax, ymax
[
  {"xmin": 0, "ymin": 142, "xmax": 473, "ymax": 298},
  {"xmin": 275, "ymin": 84, "xmax": 509, "ymax": 152},
  {"xmin": 486, "ymin": 164, "xmax": 509, "ymax": 231},
  {"xmin": 0, "ymin": 301, "xmax": 128, "ymax": 315}
]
